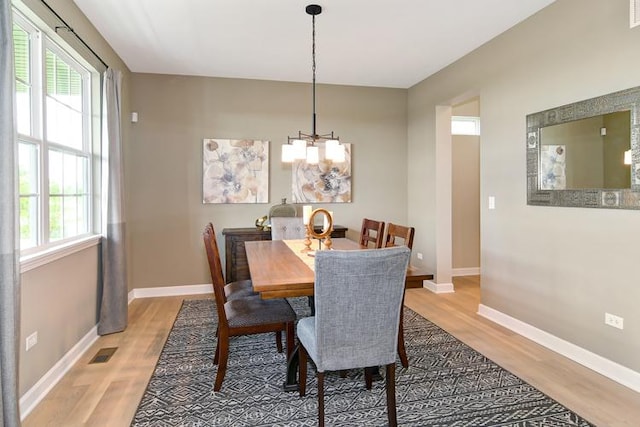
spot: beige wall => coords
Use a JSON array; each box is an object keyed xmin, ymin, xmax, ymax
[
  {"xmin": 17, "ymin": 0, "xmax": 132, "ymax": 398},
  {"xmin": 452, "ymin": 135, "xmax": 480, "ymax": 270},
  {"xmin": 127, "ymin": 74, "xmax": 408, "ymax": 289},
  {"xmin": 408, "ymin": 0, "xmax": 640, "ymax": 373},
  {"xmin": 20, "ymin": 247, "xmax": 100, "ymax": 395}
]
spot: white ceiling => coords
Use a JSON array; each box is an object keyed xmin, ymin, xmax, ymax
[{"xmin": 73, "ymin": 0, "xmax": 555, "ymax": 89}]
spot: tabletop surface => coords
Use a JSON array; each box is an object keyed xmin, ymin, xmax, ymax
[{"xmin": 245, "ymin": 238, "xmax": 433, "ymax": 299}]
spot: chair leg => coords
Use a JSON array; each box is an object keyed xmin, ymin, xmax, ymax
[
  {"xmin": 299, "ymin": 344, "xmax": 308, "ymax": 396},
  {"xmin": 307, "ymin": 295, "xmax": 315, "ymax": 315},
  {"xmin": 385, "ymin": 363, "xmax": 398, "ymax": 427},
  {"xmin": 364, "ymin": 366, "xmax": 374, "ymax": 390},
  {"xmin": 214, "ymin": 332, "xmax": 229, "ymax": 392},
  {"xmin": 275, "ymin": 330, "xmax": 283, "ymax": 353},
  {"xmin": 285, "ymin": 322, "xmax": 295, "ymax": 358},
  {"xmin": 317, "ymin": 371, "xmax": 325, "ymax": 427},
  {"xmin": 213, "ymin": 336, "xmax": 220, "ymax": 365},
  {"xmin": 398, "ymin": 304, "xmax": 409, "ymax": 368},
  {"xmin": 213, "ymin": 328, "xmax": 220, "ymax": 365}
]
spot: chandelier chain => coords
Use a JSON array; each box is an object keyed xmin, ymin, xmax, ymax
[{"xmin": 311, "ymin": 13, "xmax": 317, "ymax": 139}]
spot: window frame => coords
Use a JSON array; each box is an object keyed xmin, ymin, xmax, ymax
[
  {"xmin": 13, "ymin": 8, "xmax": 98, "ymax": 261},
  {"xmin": 451, "ymin": 115, "xmax": 481, "ymax": 136}
]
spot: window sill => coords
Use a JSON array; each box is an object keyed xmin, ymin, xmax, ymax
[{"xmin": 20, "ymin": 235, "xmax": 102, "ymax": 273}]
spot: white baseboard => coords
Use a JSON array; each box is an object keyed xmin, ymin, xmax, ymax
[
  {"xmin": 129, "ymin": 283, "xmax": 213, "ymax": 300},
  {"xmin": 478, "ymin": 304, "xmax": 640, "ymax": 393},
  {"xmin": 452, "ymin": 267, "xmax": 480, "ymax": 276},
  {"xmin": 19, "ymin": 326, "xmax": 99, "ymax": 420},
  {"xmin": 22, "ymin": 284, "xmax": 213, "ymax": 420},
  {"xmin": 424, "ymin": 280, "xmax": 455, "ymax": 293}
]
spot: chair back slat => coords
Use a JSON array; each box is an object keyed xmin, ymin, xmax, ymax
[
  {"xmin": 203, "ymin": 222, "xmax": 229, "ymax": 329},
  {"xmin": 359, "ymin": 218, "xmax": 385, "ymax": 248},
  {"xmin": 384, "ymin": 223, "xmax": 415, "ymax": 250}
]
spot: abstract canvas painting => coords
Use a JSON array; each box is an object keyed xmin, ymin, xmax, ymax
[
  {"xmin": 540, "ymin": 144, "xmax": 566, "ymax": 190},
  {"xmin": 203, "ymin": 138, "xmax": 269, "ymax": 204},
  {"xmin": 292, "ymin": 143, "xmax": 351, "ymax": 203}
]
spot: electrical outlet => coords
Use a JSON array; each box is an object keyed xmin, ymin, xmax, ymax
[
  {"xmin": 604, "ymin": 313, "xmax": 624, "ymax": 330},
  {"xmin": 417, "ymin": 252, "xmax": 423, "ymax": 260},
  {"xmin": 26, "ymin": 331, "xmax": 38, "ymax": 351}
]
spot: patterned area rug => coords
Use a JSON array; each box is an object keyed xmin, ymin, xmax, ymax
[{"xmin": 131, "ymin": 298, "xmax": 594, "ymax": 426}]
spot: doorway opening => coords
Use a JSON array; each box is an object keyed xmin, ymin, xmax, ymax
[{"xmin": 451, "ymin": 98, "xmax": 480, "ymax": 279}]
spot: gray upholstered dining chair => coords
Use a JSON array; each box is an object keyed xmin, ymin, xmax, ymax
[
  {"xmin": 270, "ymin": 216, "xmax": 306, "ymax": 240},
  {"xmin": 270, "ymin": 216, "xmax": 314, "ymax": 310},
  {"xmin": 297, "ymin": 246, "xmax": 411, "ymax": 427}
]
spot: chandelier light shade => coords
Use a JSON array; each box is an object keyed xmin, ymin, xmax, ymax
[{"xmin": 283, "ymin": 4, "xmax": 346, "ymax": 164}]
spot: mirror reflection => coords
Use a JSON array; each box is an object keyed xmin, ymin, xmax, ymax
[
  {"xmin": 526, "ymin": 85, "xmax": 640, "ymax": 209},
  {"xmin": 539, "ymin": 111, "xmax": 631, "ymax": 190}
]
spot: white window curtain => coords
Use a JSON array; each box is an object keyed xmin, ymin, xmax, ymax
[
  {"xmin": 0, "ymin": 0, "xmax": 22, "ymax": 425},
  {"xmin": 98, "ymin": 68, "xmax": 128, "ymax": 335}
]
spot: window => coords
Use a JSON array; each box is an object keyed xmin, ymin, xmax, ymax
[
  {"xmin": 13, "ymin": 11, "xmax": 93, "ymax": 254},
  {"xmin": 452, "ymin": 116, "xmax": 481, "ymax": 136}
]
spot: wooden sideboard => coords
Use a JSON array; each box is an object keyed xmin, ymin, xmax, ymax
[{"xmin": 222, "ymin": 226, "xmax": 347, "ymax": 282}]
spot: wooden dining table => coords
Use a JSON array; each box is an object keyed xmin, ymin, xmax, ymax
[
  {"xmin": 245, "ymin": 238, "xmax": 433, "ymax": 297},
  {"xmin": 244, "ymin": 237, "xmax": 434, "ymax": 391}
]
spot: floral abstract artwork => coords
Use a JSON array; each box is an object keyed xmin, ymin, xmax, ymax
[
  {"xmin": 203, "ymin": 139, "xmax": 269, "ymax": 204},
  {"xmin": 292, "ymin": 143, "xmax": 351, "ymax": 203},
  {"xmin": 540, "ymin": 144, "xmax": 566, "ymax": 190}
]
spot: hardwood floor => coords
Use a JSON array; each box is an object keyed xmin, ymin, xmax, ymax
[
  {"xmin": 404, "ymin": 276, "xmax": 640, "ymax": 427},
  {"xmin": 23, "ymin": 277, "xmax": 640, "ymax": 426},
  {"xmin": 22, "ymin": 295, "xmax": 192, "ymax": 427}
]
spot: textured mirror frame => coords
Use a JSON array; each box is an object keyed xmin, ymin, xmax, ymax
[{"xmin": 527, "ymin": 86, "xmax": 640, "ymax": 209}]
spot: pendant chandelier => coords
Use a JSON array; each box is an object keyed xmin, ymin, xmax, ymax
[{"xmin": 282, "ymin": 4, "xmax": 345, "ymax": 164}]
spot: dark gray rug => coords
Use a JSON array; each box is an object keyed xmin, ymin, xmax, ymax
[{"xmin": 131, "ymin": 298, "xmax": 594, "ymax": 426}]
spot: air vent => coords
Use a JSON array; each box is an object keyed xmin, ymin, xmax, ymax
[
  {"xmin": 89, "ymin": 347, "xmax": 117, "ymax": 364},
  {"xmin": 631, "ymin": 0, "xmax": 640, "ymax": 28}
]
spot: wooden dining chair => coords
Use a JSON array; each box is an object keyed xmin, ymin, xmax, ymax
[
  {"xmin": 384, "ymin": 223, "xmax": 415, "ymax": 250},
  {"xmin": 204, "ymin": 222, "xmax": 256, "ymax": 301},
  {"xmin": 204, "ymin": 222, "xmax": 284, "ymax": 353},
  {"xmin": 297, "ymin": 246, "xmax": 411, "ymax": 427},
  {"xmin": 359, "ymin": 218, "xmax": 385, "ymax": 248},
  {"xmin": 203, "ymin": 224, "xmax": 297, "ymax": 391},
  {"xmin": 384, "ymin": 223, "xmax": 415, "ymax": 368}
]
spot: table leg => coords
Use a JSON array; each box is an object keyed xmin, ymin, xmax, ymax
[
  {"xmin": 283, "ymin": 343, "xmax": 301, "ymax": 392},
  {"xmin": 307, "ymin": 296, "xmax": 315, "ymax": 316}
]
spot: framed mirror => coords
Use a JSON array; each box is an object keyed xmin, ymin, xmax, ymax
[{"xmin": 527, "ymin": 86, "xmax": 640, "ymax": 209}]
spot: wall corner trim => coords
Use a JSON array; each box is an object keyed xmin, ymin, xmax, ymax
[
  {"xmin": 477, "ymin": 304, "xmax": 640, "ymax": 394},
  {"xmin": 424, "ymin": 280, "xmax": 455, "ymax": 293},
  {"xmin": 130, "ymin": 284, "xmax": 213, "ymax": 300},
  {"xmin": 452, "ymin": 267, "xmax": 480, "ymax": 277}
]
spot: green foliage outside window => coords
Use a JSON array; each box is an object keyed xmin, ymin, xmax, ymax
[{"xmin": 13, "ymin": 24, "xmax": 28, "ymax": 83}]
